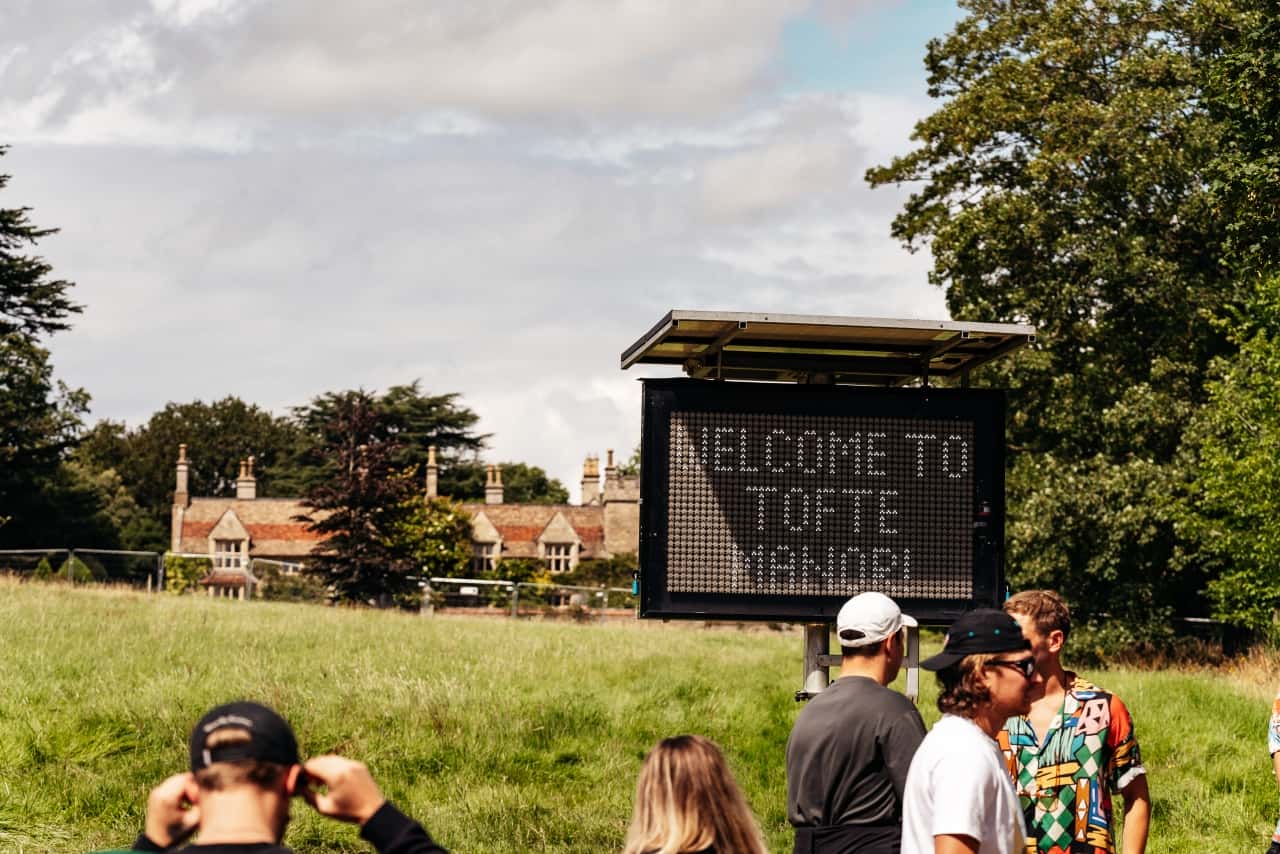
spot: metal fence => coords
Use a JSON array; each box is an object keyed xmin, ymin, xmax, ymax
[
  {"xmin": 0, "ymin": 548, "xmax": 163, "ymax": 589},
  {"xmin": 423, "ymin": 576, "xmax": 636, "ymax": 620}
]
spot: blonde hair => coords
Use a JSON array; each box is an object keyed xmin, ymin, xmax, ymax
[{"xmin": 623, "ymin": 735, "xmax": 768, "ymax": 854}]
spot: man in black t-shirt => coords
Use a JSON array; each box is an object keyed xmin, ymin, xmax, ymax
[
  {"xmin": 786, "ymin": 593, "xmax": 926, "ymax": 854},
  {"xmin": 108, "ymin": 701, "xmax": 448, "ymax": 854}
]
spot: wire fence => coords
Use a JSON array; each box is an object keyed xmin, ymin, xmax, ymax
[
  {"xmin": 0, "ymin": 550, "xmax": 638, "ymax": 620},
  {"xmin": 423, "ymin": 576, "xmax": 636, "ymax": 621},
  {"xmin": 0, "ymin": 548, "xmax": 163, "ymax": 589}
]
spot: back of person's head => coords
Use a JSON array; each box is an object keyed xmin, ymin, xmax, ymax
[
  {"xmin": 623, "ymin": 735, "xmax": 768, "ymax": 854},
  {"xmin": 1004, "ymin": 589, "xmax": 1071, "ymax": 643},
  {"xmin": 188, "ymin": 701, "xmax": 300, "ymax": 793}
]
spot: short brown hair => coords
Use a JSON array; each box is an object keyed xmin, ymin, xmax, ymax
[
  {"xmin": 192, "ymin": 728, "xmax": 288, "ymax": 792},
  {"xmin": 1005, "ymin": 590, "xmax": 1071, "ymax": 642},
  {"xmin": 935, "ymin": 653, "xmax": 996, "ymax": 718}
]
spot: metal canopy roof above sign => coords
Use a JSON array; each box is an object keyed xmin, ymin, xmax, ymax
[{"xmin": 620, "ymin": 310, "xmax": 1036, "ymax": 385}]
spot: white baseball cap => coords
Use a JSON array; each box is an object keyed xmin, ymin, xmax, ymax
[{"xmin": 836, "ymin": 592, "xmax": 918, "ymax": 648}]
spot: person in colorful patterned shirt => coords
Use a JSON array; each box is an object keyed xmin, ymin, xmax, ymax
[
  {"xmin": 1267, "ymin": 689, "xmax": 1280, "ymax": 854},
  {"xmin": 998, "ymin": 590, "xmax": 1149, "ymax": 854}
]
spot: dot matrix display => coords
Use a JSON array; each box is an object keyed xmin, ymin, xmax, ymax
[{"xmin": 665, "ymin": 411, "xmax": 975, "ymax": 599}]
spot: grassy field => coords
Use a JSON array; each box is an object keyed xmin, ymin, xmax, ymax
[{"xmin": 0, "ymin": 579, "xmax": 1276, "ymax": 853}]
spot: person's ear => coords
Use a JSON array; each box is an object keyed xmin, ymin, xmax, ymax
[
  {"xmin": 1047, "ymin": 629, "xmax": 1065, "ymax": 654},
  {"xmin": 285, "ymin": 764, "xmax": 305, "ymax": 797}
]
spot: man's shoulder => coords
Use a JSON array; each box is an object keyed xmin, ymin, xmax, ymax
[
  {"xmin": 819, "ymin": 677, "xmax": 918, "ymax": 715},
  {"xmin": 1068, "ymin": 675, "xmax": 1131, "ymax": 709}
]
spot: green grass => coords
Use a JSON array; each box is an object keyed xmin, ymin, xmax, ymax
[{"xmin": 0, "ymin": 580, "xmax": 1276, "ymax": 853}]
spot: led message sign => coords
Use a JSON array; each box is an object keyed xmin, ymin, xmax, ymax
[{"xmin": 638, "ymin": 380, "xmax": 1005, "ymax": 623}]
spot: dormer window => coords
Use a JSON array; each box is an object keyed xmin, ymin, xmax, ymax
[
  {"xmin": 214, "ymin": 539, "xmax": 245, "ymax": 570},
  {"xmin": 544, "ymin": 543, "xmax": 574, "ymax": 573},
  {"xmin": 472, "ymin": 542, "xmax": 497, "ymax": 574}
]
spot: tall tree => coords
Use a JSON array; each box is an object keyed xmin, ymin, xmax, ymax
[
  {"xmin": 1205, "ymin": 0, "xmax": 1280, "ymax": 274},
  {"xmin": 866, "ymin": 0, "xmax": 1236, "ymax": 626},
  {"xmin": 1173, "ymin": 0, "xmax": 1280, "ymax": 631},
  {"xmin": 77, "ymin": 398, "xmax": 305, "ymax": 550},
  {"xmin": 285, "ymin": 382, "xmax": 488, "ymax": 496},
  {"xmin": 0, "ymin": 146, "xmax": 80, "ymax": 339},
  {"xmin": 295, "ymin": 390, "xmax": 419, "ymax": 604},
  {"xmin": 0, "ymin": 148, "xmax": 87, "ymax": 542}
]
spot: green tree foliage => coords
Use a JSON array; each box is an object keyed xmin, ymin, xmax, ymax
[
  {"xmin": 0, "ymin": 147, "xmax": 79, "ymax": 339},
  {"xmin": 866, "ymin": 0, "xmax": 1237, "ymax": 624},
  {"xmin": 444, "ymin": 460, "xmax": 569, "ymax": 504},
  {"xmin": 393, "ymin": 496, "xmax": 473, "ymax": 580},
  {"xmin": 163, "ymin": 554, "xmax": 210, "ymax": 594},
  {"xmin": 1177, "ymin": 273, "xmax": 1280, "ymax": 631},
  {"xmin": 1205, "ymin": 0, "xmax": 1280, "ymax": 272},
  {"xmin": 76, "ymin": 398, "xmax": 305, "ymax": 549},
  {"xmin": 0, "ymin": 336, "xmax": 91, "ymax": 544},
  {"xmin": 561, "ymin": 553, "xmax": 637, "ymax": 588},
  {"xmin": 616, "ymin": 446, "xmax": 640, "ymax": 478},
  {"xmin": 286, "ymin": 382, "xmax": 488, "ymax": 497},
  {"xmin": 487, "ymin": 556, "xmax": 546, "ymax": 585},
  {"xmin": 295, "ymin": 390, "xmax": 420, "ymax": 605},
  {"xmin": 0, "ymin": 150, "xmax": 90, "ymax": 544}
]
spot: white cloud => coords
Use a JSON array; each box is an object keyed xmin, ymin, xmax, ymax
[
  {"xmin": 699, "ymin": 138, "xmax": 855, "ymax": 221},
  {"xmin": 1, "ymin": 1, "xmax": 949, "ymax": 500}
]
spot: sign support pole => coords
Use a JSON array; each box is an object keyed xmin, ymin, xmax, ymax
[{"xmin": 798, "ymin": 624, "xmax": 831, "ymax": 701}]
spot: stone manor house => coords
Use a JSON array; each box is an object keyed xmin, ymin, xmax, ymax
[{"xmin": 169, "ymin": 445, "xmax": 640, "ymax": 598}]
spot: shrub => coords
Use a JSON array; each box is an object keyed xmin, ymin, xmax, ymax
[{"xmin": 164, "ymin": 554, "xmax": 210, "ymax": 595}]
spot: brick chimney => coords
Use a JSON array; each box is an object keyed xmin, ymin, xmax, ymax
[
  {"xmin": 580, "ymin": 454, "xmax": 600, "ymax": 506},
  {"xmin": 425, "ymin": 445, "xmax": 439, "ymax": 499},
  {"xmin": 171, "ymin": 444, "xmax": 191, "ymax": 553},
  {"xmin": 605, "ymin": 448, "xmax": 617, "ymax": 485},
  {"xmin": 236, "ymin": 456, "xmax": 257, "ymax": 500},
  {"xmin": 174, "ymin": 444, "xmax": 190, "ymax": 509},
  {"xmin": 485, "ymin": 463, "xmax": 504, "ymax": 505}
]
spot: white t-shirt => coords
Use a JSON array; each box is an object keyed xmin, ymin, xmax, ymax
[{"xmin": 901, "ymin": 714, "xmax": 1025, "ymax": 854}]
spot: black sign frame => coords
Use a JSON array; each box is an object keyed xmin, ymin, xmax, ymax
[{"xmin": 638, "ymin": 379, "xmax": 1005, "ymax": 625}]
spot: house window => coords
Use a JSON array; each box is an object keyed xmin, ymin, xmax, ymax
[
  {"xmin": 214, "ymin": 539, "xmax": 244, "ymax": 569},
  {"xmin": 544, "ymin": 543, "xmax": 573, "ymax": 573},
  {"xmin": 472, "ymin": 542, "xmax": 497, "ymax": 574}
]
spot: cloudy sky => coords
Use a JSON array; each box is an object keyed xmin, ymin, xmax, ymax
[{"xmin": 2, "ymin": 0, "xmax": 962, "ymax": 501}]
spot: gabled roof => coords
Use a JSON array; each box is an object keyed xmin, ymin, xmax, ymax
[
  {"xmin": 209, "ymin": 510, "xmax": 249, "ymax": 541},
  {"xmin": 538, "ymin": 511, "xmax": 579, "ymax": 545},
  {"xmin": 180, "ymin": 498, "xmax": 324, "ymax": 558},
  {"xmin": 461, "ymin": 504, "xmax": 605, "ymax": 558},
  {"xmin": 471, "ymin": 511, "xmax": 501, "ymax": 544}
]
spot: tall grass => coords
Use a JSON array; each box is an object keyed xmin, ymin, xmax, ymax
[{"xmin": 0, "ymin": 580, "xmax": 1275, "ymax": 852}]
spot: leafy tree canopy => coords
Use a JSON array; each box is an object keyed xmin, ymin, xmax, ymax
[
  {"xmin": 0, "ymin": 147, "xmax": 80, "ymax": 339},
  {"xmin": 296, "ymin": 390, "xmax": 420, "ymax": 604},
  {"xmin": 77, "ymin": 398, "xmax": 304, "ymax": 550},
  {"xmin": 866, "ymin": 0, "xmax": 1242, "ymax": 625}
]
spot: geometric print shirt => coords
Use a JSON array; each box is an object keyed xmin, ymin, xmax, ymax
[{"xmin": 997, "ymin": 676, "xmax": 1146, "ymax": 854}]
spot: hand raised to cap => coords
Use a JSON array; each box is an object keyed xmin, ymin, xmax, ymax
[
  {"xmin": 144, "ymin": 772, "xmax": 201, "ymax": 848},
  {"xmin": 301, "ymin": 755, "xmax": 387, "ymax": 826}
]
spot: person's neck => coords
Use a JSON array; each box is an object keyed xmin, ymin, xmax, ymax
[
  {"xmin": 1037, "ymin": 658, "xmax": 1072, "ymax": 700},
  {"xmin": 966, "ymin": 707, "xmax": 1005, "ymax": 739},
  {"xmin": 192, "ymin": 788, "xmax": 283, "ymax": 846},
  {"xmin": 840, "ymin": 655, "xmax": 891, "ymax": 686}
]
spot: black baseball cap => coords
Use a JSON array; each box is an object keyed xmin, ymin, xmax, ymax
[
  {"xmin": 189, "ymin": 701, "xmax": 300, "ymax": 771},
  {"xmin": 921, "ymin": 609, "xmax": 1030, "ymax": 671}
]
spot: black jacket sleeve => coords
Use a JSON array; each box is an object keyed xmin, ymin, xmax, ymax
[
  {"xmin": 359, "ymin": 802, "xmax": 449, "ymax": 854},
  {"xmin": 129, "ymin": 834, "xmax": 166, "ymax": 852}
]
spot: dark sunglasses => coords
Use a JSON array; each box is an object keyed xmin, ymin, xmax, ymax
[{"xmin": 985, "ymin": 657, "xmax": 1036, "ymax": 679}]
